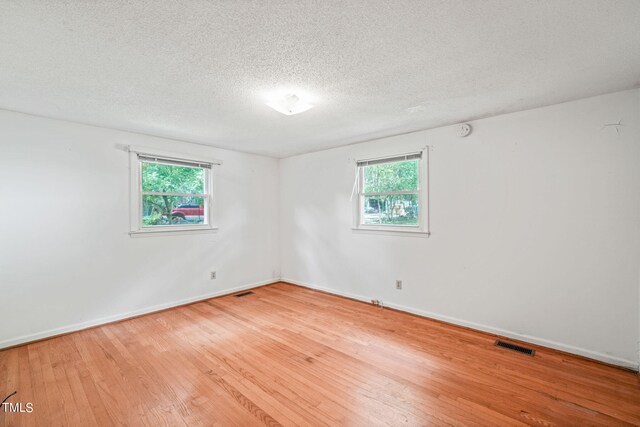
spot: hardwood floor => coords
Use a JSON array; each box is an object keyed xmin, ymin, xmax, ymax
[{"xmin": 1, "ymin": 282, "xmax": 639, "ymax": 426}]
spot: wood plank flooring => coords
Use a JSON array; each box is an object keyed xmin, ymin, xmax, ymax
[{"xmin": 1, "ymin": 282, "xmax": 639, "ymax": 426}]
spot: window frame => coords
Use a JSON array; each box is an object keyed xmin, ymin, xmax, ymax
[
  {"xmin": 128, "ymin": 146, "xmax": 221, "ymax": 236},
  {"xmin": 352, "ymin": 151, "xmax": 430, "ymax": 236}
]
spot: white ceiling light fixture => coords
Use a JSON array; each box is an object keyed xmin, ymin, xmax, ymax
[{"xmin": 265, "ymin": 93, "xmax": 315, "ymax": 116}]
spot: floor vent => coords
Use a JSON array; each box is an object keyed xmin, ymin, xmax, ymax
[
  {"xmin": 495, "ymin": 340, "xmax": 535, "ymax": 356},
  {"xmin": 234, "ymin": 291, "xmax": 254, "ymax": 298}
]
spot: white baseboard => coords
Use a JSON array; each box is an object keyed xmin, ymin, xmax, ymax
[
  {"xmin": 0, "ymin": 279, "xmax": 276, "ymax": 350},
  {"xmin": 282, "ymin": 277, "xmax": 639, "ymax": 371}
]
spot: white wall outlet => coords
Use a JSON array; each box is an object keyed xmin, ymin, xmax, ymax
[
  {"xmin": 210, "ymin": 271, "xmax": 216, "ymax": 280},
  {"xmin": 396, "ymin": 280, "xmax": 402, "ymax": 290}
]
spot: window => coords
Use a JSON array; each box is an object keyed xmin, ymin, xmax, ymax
[
  {"xmin": 129, "ymin": 147, "xmax": 220, "ymax": 235},
  {"xmin": 354, "ymin": 152, "xmax": 428, "ymax": 234}
]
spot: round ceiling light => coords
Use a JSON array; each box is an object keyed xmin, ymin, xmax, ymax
[{"xmin": 265, "ymin": 92, "xmax": 315, "ymax": 116}]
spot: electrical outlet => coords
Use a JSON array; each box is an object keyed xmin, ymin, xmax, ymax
[
  {"xmin": 396, "ymin": 280, "xmax": 402, "ymax": 290},
  {"xmin": 210, "ymin": 271, "xmax": 216, "ymax": 280}
]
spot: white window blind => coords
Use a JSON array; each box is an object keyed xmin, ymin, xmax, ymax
[
  {"xmin": 137, "ymin": 155, "xmax": 213, "ymax": 169},
  {"xmin": 356, "ymin": 152, "xmax": 422, "ymax": 167}
]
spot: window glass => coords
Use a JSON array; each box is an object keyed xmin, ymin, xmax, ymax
[
  {"xmin": 362, "ymin": 194, "xmax": 419, "ymax": 226},
  {"xmin": 140, "ymin": 160, "xmax": 208, "ymax": 228},
  {"xmin": 142, "ymin": 196, "xmax": 206, "ymax": 226},
  {"xmin": 363, "ymin": 160, "xmax": 418, "ymax": 193},
  {"xmin": 359, "ymin": 158, "xmax": 421, "ymax": 228},
  {"xmin": 142, "ymin": 162, "xmax": 205, "ymax": 194}
]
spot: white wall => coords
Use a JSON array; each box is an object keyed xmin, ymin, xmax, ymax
[
  {"xmin": 280, "ymin": 89, "xmax": 640, "ymax": 369},
  {"xmin": 0, "ymin": 111, "xmax": 280, "ymax": 348},
  {"xmin": 2, "ymin": 90, "xmax": 638, "ymax": 369}
]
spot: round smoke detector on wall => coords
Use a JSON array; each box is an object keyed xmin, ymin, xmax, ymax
[{"xmin": 457, "ymin": 123, "xmax": 472, "ymax": 137}]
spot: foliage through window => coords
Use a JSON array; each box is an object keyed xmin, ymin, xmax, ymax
[
  {"xmin": 357, "ymin": 154, "xmax": 422, "ymax": 227},
  {"xmin": 139, "ymin": 157, "xmax": 211, "ymax": 228}
]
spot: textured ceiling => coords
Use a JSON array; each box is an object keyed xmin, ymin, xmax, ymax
[{"xmin": 1, "ymin": 1, "xmax": 639, "ymax": 157}]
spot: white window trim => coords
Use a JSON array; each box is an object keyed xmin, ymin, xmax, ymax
[
  {"xmin": 128, "ymin": 146, "xmax": 221, "ymax": 237},
  {"xmin": 352, "ymin": 149, "xmax": 430, "ymax": 237}
]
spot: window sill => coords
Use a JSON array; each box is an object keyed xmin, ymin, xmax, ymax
[
  {"xmin": 129, "ymin": 226, "xmax": 219, "ymax": 238},
  {"xmin": 351, "ymin": 226, "xmax": 430, "ymax": 237}
]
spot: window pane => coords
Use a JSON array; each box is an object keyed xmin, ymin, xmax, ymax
[
  {"xmin": 363, "ymin": 160, "xmax": 418, "ymax": 193},
  {"xmin": 142, "ymin": 161, "xmax": 205, "ymax": 194},
  {"xmin": 142, "ymin": 196, "xmax": 206, "ymax": 226},
  {"xmin": 362, "ymin": 194, "xmax": 419, "ymax": 226}
]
